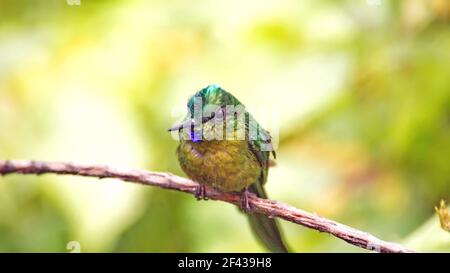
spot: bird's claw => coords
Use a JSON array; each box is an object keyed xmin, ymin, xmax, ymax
[
  {"xmin": 240, "ymin": 188, "xmax": 253, "ymax": 213},
  {"xmin": 195, "ymin": 184, "xmax": 208, "ymax": 201}
]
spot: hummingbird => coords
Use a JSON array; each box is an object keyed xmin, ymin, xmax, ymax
[{"xmin": 168, "ymin": 84, "xmax": 289, "ymax": 253}]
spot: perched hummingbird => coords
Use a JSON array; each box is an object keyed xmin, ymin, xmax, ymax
[{"xmin": 168, "ymin": 84, "xmax": 289, "ymax": 253}]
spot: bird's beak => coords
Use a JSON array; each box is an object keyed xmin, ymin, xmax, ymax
[
  {"xmin": 168, "ymin": 111, "xmax": 214, "ymax": 132},
  {"xmin": 167, "ymin": 117, "xmax": 194, "ymax": 132}
]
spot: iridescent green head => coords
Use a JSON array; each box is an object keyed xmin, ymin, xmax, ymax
[
  {"xmin": 187, "ymin": 84, "xmax": 243, "ymax": 114},
  {"xmin": 168, "ymin": 84, "xmax": 274, "ymax": 153},
  {"xmin": 168, "ymin": 84, "xmax": 244, "ymax": 133}
]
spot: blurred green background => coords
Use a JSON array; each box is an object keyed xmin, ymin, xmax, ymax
[{"xmin": 0, "ymin": 0, "xmax": 449, "ymax": 252}]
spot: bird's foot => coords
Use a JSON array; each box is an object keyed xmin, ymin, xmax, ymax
[
  {"xmin": 195, "ymin": 184, "xmax": 208, "ymax": 201},
  {"xmin": 240, "ymin": 188, "xmax": 253, "ymax": 213}
]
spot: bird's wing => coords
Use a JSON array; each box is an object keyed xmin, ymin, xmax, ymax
[
  {"xmin": 245, "ymin": 114, "xmax": 289, "ymax": 253},
  {"xmin": 246, "ymin": 113, "xmax": 275, "ymax": 183}
]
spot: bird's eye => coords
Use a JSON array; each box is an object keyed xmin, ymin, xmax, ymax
[
  {"xmin": 202, "ymin": 107, "xmax": 226, "ymax": 123},
  {"xmin": 201, "ymin": 111, "xmax": 215, "ymax": 123}
]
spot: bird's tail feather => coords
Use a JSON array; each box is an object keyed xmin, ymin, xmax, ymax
[{"xmin": 247, "ymin": 182, "xmax": 289, "ymax": 253}]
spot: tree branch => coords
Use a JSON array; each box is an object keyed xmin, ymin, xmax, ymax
[{"xmin": 0, "ymin": 159, "xmax": 414, "ymax": 253}]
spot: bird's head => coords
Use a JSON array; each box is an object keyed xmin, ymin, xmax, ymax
[
  {"xmin": 168, "ymin": 84, "xmax": 243, "ymax": 141},
  {"xmin": 186, "ymin": 84, "xmax": 240, "ymax": 112}
]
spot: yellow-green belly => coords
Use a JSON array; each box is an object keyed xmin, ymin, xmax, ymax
[{"xmin": 176, "ymin": 140, "xmax": 261, "ymax": 192}]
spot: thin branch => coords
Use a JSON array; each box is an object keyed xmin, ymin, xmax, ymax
[{"xmin": 0, "ymin": 159, "xmax": 414, "ymax": 253}]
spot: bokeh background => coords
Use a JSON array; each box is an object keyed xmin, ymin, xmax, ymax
[{"xmin": 0, "ymin": 0, "xmax": 449, "ymax": 252}]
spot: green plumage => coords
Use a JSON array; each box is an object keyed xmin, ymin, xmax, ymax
[{"xmin": 172, "ymin": 84, "xmax": 288, "ymax": 253}]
